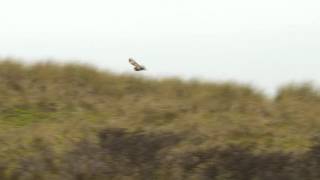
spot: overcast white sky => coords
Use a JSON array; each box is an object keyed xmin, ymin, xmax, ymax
[{"xmin": 1, "ymin": 0, "xmax": 320, "ymax": 94}]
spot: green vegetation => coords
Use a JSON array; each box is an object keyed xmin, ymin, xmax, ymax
[{"xmin": 0, "ymin": 59, "xmax": 319, "ymax": 179}]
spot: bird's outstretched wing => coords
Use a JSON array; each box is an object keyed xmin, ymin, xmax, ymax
[
  {"xmin": 129, "ymin": 58, "xmax": 146, "ymax": 71},
  {"xmin": 129, "ymin": 58, "xmax": 140, "ymax": 67}
]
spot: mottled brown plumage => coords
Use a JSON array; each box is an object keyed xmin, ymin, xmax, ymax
[{"xmin": 129, "ymin": 58, "xmax": 146, "ymax": 71}]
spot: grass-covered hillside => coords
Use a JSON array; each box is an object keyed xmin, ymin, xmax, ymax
[{"xmin": 0, "ymin": 59, "xmax": 320, "ymax": 180}]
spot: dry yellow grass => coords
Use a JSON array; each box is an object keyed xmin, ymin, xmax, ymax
[
  {"xmin": 0, "ymin": 59, "xmax": 319, "ymax": 154},
  {"xmin": 0, "ymin": 58, "xmax": 319, "ymax": 179}
]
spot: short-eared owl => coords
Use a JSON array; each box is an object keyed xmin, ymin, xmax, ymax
[{"xmin": 129, "ymin": 58, "xmax": 146, "ymax": 71}]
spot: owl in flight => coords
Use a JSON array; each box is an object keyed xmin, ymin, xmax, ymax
[{"xmin": 129, "ymin": 58, "xmax": 146, "ymax": 71}]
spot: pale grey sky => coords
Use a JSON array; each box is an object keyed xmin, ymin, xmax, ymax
[{"xmin": 1, "ymin": 0, "xmax": 320, "ymax": 94}]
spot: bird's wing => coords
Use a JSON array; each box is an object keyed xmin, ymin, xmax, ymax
[{"xmin": 129, "ymin": 58, "xmax": 141, "ymax": 67}]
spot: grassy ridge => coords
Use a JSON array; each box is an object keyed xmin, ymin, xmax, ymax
[{"xmin": 0, "ymin": 59, "xmax": 319, "ymax": 179}]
